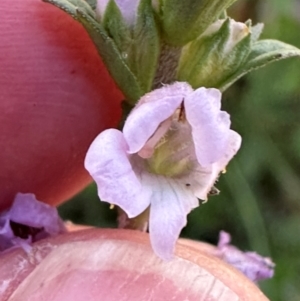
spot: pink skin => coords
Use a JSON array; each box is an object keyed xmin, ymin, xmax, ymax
[
  {"xmin": 0, "ymin": 228, "xmax": 269, "ymax": 301},
  {"xmin": 0, "ymin": 0, "xmax": 123, "ymax": 211},
  {"xmin": 0, "ymin": 1, "xmax": 268, "ymax": 299}
]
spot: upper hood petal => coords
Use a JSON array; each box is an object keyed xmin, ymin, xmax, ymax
[
  {"xmin": 183, "ymin": 130, "xmax": 241, "ymax": 200},
  {"xmin": 185, "ymin": 87, "xmax": 231, "ymax": 167},
  {"xmin": 123, "ymin": 82, "xmax": 193, "ymax": 155}
]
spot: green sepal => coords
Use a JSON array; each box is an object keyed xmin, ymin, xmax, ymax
[
  {"xmin": 102, "ymin": 0, "xmax": 160, "ymax": 93},
  {"xmin": 155, "ymin": 0, "xmax": 238, "ymax": 46},
  {"xmin": 250, "ymin": 22, "xmax": 264, "ymax": 43},
  {"xmin": 131, "ymin": 0, "xmax": 160, "ymax": 92},
  {"xmin": 177, "ymin": 18, "xmax": 251, "ymax": 89},
  {"xmin": 85, "ymin": 0, "xmax": 96, "ymax": 10},
  {"xmin": 219, "ymin": 40, "xmax": 300, "ymax": 91},
  {"xmin": 43, "ymin": 0, "xmax": 143, "ymax": 104},
  {"xmin": 219, "ymin": 10, "xmax": 228, "ymax": 20},
  {"xmin": 76, "ymin": 8, "xmax": 143, "ymax": 103},
  {"xmin": 43, "ymin": 0, "xmax": 95, "ymax": 18},
  {"xmin": 102, "ymin": 0, "xmax": 132, "ymax": 53}
]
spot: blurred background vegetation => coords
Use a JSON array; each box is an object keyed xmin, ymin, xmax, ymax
[{"xmin": 59, "ymin": 0, "xmax": 300, "ymax": 300}]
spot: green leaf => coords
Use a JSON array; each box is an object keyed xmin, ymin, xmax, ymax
[
  {"xmin": 219, "ymin": 39, "xmax": 300, "ymax": 91},
  {"xmin": 43, "ymin": 0, "xmax": 96, "ymax": 18},
  {"xmin": 43, "ymin": 0, "xmax": 79, "ymax": 18},
  {"xmin": 245, "ymin": 39, "xmax": 300, "ymax": 69}
]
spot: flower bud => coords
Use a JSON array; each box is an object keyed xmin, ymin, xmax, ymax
[{"xmin": 177, "ymin": 18, "xmax": 251, "ymax": 89}]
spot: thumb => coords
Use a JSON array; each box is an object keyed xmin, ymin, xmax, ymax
[{"xmin": 1, "ymin": 228, "xmax": 269, "ymax": 301}]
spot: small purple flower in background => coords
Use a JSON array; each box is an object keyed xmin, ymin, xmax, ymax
[
  {"xmin": 0, "ymin": 193, "xmax": 66, "ymax": 253},
  {"xmin": 85, "ymin": 82, "xmax": 241, "ymax": 260},
  {"xmin": 215, "ymin": 231, "xmax": 275, "ymax": 282}
]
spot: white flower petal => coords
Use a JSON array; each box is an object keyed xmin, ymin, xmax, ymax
[
  {"xmin": 184, "ymin": 130, "xmax": 242, "ymax": 200},
  {"xmin": 214, "ymin": 130, "xmax": 242, "ymax": 169},
  {"xmin": 137, "ymin": 175, "xmax": 198, "ymax": 260},
  {"xmin": 185, "ymin": 87, "xmax": 231, "ymax": 166},
  {"xmin": 85, "ymin": 129, "xmax": 151, "ymax": 217}
]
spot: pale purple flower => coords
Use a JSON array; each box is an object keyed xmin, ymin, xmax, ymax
[
  {"xmin": 215, "ymin": 231, "xmax": 275, "ymax": 282},
  {"xmin": 96, "ymin": 0, "xmax": 140, "ymax": 26},
  {"xmin": 85, "ymin": 82, "xmax": 241, "ymax": 260},
  {"xmin": 0, "ymin": 193, "xmax": 66, "ymax": 253}
]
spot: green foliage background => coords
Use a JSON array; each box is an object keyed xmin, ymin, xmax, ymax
[{"xmin": 59, "ymin": 1, "xmax": 300, "ymax": 300}]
